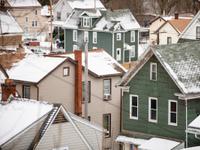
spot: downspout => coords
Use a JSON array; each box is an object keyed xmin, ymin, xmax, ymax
[
  {"xmin": 123, "ymin": 32, "xmax": 125, "ymax": 63},
  {"xmin": 112, "ymin": 32, "xmax": 114, "ymax": 58},
  {"xmin": 185, "ymin": 99, "xmax": 188, "ymax": 148}
]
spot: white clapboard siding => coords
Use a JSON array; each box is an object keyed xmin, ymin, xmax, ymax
[
  {"xmin": 2, "ymin": 117, "xmax": 47, "ymax": 150},
  {"xmin": 36, "ymin": 120, "xmax": 103, "ymax": 150}
]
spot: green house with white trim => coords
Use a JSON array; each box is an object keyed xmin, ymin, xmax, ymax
[
  {"xmin": 60, "ymin": 8, "xmax": 140, "ymax": 63},
  {"xmin": 117, "ymin": 41, "xmax": 200, "ymax": 149}
]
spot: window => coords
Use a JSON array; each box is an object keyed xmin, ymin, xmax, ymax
[
  {"xmin": 73, "ymin": 30, "xmax": 77, "ymax": 42},
  {"xmin": 167, "ymin": 37, "xmax": 172, "ymax": 44},
  {"xmin": 130, "ymin": 95, "xmax": 138, "ymax": 120},
  {"xmin": 93, "ymin": 32, "xmax": 97, "ymax": 44},
  {"xmin": 130, "ymin": 31, "xmax": 135, "ymax": 42},
  {"xmin": 130, "ymin": 45, "xmax": 135, "ymax": 58},
  {"xmin": 25, "ymin": 17, "xmax": 28, "ymax": 22},
  {"xmin": 196, "ymin": 26, "xmax": 200, "ymax": 39},
  {"xmin": 82, "ymin": 81, "xmax": 91, "ymax": 103},
  {"xmin": 168, "ymin": 100, "xmax": 178, "ymax": 126},
  {"xmin": 57, "ymin": 12, "xmax": 61, "ymax": 20},
  {"xmin": 23, "ymin": 85, "xmax": 30, "ymax": 99},
  {"xmin": 116, "ymin": 48, "xmax": 121, "ymax": 61},
  {"xmin": 116, "ymin": 33, "xmax": 121, "ymax": 41},
  {"xmin": 83, "ymin": 17, "xmax": 90, "ymax": 27},
  {"xmin": 150, "ymin": 63, "xmax": 157, "ymax": 81},
  {"xmin": 32, "ymin": 21, "xmax": 37, "ymax": 27},
  {"xmin": 103, "ymin": 79, "xmax": 111, "ymax": 100},
  {"xmin": 63, "ymin": 67, "xmax": 70, "ymax": 76},
  {"xmin": 84, "ymin": 31, "xmax": 89, "ymax": 42},
  {"xmin": 148, "ymin": 97, "xmax": 158, "ymax": 123},
  {"xmin": 103, "ymin": 114, "xmax": 111, "ymax": 138},
  {"xmin": 35, "ymin": 10, "xmax": 37, "ymax": 15}
]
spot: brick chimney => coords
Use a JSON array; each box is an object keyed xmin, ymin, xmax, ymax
[
  {"xmin": 74, "ymin": 50, "xmax": 82, "ymax": 116},
  {"xmin": 175, "ymin": 13, "xmax": 179, "ymax": 19},
  {"xmin": 1, "ymin": 79, "xmax": 16, "ymax": 103}
]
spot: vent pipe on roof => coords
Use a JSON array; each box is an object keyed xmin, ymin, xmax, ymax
[{"xmin": 74, "ymin": 50, "xmax": 82, "ymax": 116}]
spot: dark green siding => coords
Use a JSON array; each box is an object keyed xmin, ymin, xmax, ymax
[
  {"xmin": 65, "ymin": 29, "xmax": 73, "ymax": 51},
  {"xmin": 122, "ymin": 55, "xmax": 200, "ymax": 146},
  {"xmin": 114, "ymin": 33, "xmax": 124, "ymax": 63}
]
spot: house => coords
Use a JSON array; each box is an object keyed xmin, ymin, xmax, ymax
[
  {"xmin": 6, "ymin": 49, "xmax": 126, "ymax": 149},
  {"xmin": 117, "ymin": 41, "xmax": 200, "ymax": 149},
  {"xmin": 0, "ymin": 97, "xmax": 104, "ymax": 150},
  {"xmin": 4, "ymin": 0, "xmax": 49, "ymax": 41},
  {"xmin": 149, "ymin": 14, "xmax": 191, "ymax": 45},
  {"xmin": 59, "ymin": 8, "xmax": 140, "ymax": 63},
  {"xmin": 53, "ymin": 0, "xmax": 105, "ymax": 22},
  {"xmin": 0, "ymin": 11, "xmax": 23, "ymax": 51},
  {"xmin": 179, "ymin": 11, "xmax": 200, "ymax": 42}
]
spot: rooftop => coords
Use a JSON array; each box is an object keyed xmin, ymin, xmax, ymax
[
  {"xmin": 7, "ymin": 0, "xmax": 41, "ymax": 7},
  {"xmin": 168, "ymin": 19, "xmax": 191, "ymax": 33}
]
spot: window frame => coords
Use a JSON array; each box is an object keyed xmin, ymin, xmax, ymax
[
  {"xmin": 84, "ymin": 31, "xmax": 89, "ymax": 42},
  {"xmin": 129, "ymin": 94, "xmax": 138, "ymax": 120},
  {"xmin": 57, "ymin": 11, "xmax": 61, "ymax": 20},
  {"xmin": 168, "ymin": 100, "xmax": 178, "ymax": 126},
  {"xmin": 150, "ymin": 62, "xmax": 157, "ymax": 81},
  {"xmin": 116, "ymin": 48, "xmax": 121, "ymax": 61},
  {"xmin": 73, "ymin": 30, "xmax": 77, "ymax": 42},
  {"xmin": 167, "ymin": 37, "xmax": 172, "ymax": 44},
  {"xmin": 130, "ymin": 45, "xmax": 135, "ymax": 58},
  {"xmin": 130, "ymin": 31, "xmax": 135, "ymax": 42},
  {"xmin": 83, "ymin": 17, "xmax": 90, "ymax": 27},
  {"xmin": 148, "ymin": 97, "xmax": 158, "ymax": 123},
  {"xmin": 25, "ymin": 17, "xmax": 28, "ymax": 22},
  {"xmin": 196, "ymin": 26, "xmax": 200, "ymax": 39},
  {"xmin": 103, "ymin": 79, "xmax": 111, "ymax": 98},
  {"xmin": 22, "ymin": 85, "xmax": 30, "ymax": 99},
  {"xmin": 116, "ymin": 33, "xmax": 121, "ymax": 41},
  {"xmin": 63, "ymin": 67, "xmax": 70, "ymax": 76},
  {"xmin": 35, "ymin": 10, "xmax": 37, "ymax": 15},
  {"xmin": 103, "ymin": 113, "xmax": 111, "ymax": 138},
  {"xmin": 93, "ymin": 32, "xmax": 97, "ymax": 44}
]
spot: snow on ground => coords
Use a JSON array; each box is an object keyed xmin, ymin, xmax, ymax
[
  {"xmin": 0, "ymin": 99, "xmax": 53, "ymax": 145},
  {"xmin": 7, "ymin": 54, "xmax": 66, "ymax": 83}
]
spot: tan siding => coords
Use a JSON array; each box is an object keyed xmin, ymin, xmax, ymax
[
  {"xmin": 0, "ymin": 35, "xmax": 22, "ymax": 47},
  {"xmin": 36, "ymin": 121, "xmax": 103, "ymax": 150},
  {"xmin": 2, "ymin": 117, "xmax": 46, "ymax": 150}
]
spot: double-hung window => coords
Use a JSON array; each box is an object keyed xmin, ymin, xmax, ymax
[
  {"xmin": 23, "ymin": 85, "xmax": 30, "ymax": 99},
  {"xmin": 168, "ymin": 100, "xmax": 178, "ymax": 126},
  {"xmin": 150, "ymin": 63, "xmax": 157, "ymax": 81},
  {"xmin": 103, "ymin": 114, "xmax": 111, "ymax": 138},
  {"xmin": 130, "ymin": 45, "xmax": 135, "ymax": 58},
  {"xmin": 93, "ymin": 32, "xmax": 97, "ymax": 44},
  {"xmin": 103, "ymin": 79, "xmax": 111, "ymax": 100},
  {"xmin": 116, "ymin": 33, "xmax": 121, "ymax": 41},
  {"xmin": 130, "ymin": 95, "xmax": 138, "ymax": 120},
  {"xmin": 167, "ymin": 37, "xmax": 172, "ymax": 44},
  {"xmin": 130, "ymin": 31, "xmax": 135, "ymax": 42},
  {"xmin": 148, "ymin": 97, "xmax": 158, "ymax": 123},
  {"xmin": 63, "ymin": 67, "xmax": 70, "ymax": 76},
  {"xmin": 84, "ymin": 31, "xmax": 89, "ymax": 42},
  {"xmin": 196, "ymin": 26, "xmax": 200, "ymax": 39},
  {"xmin": 83, "ymin": 17, "xmax": 90, "ymax": 27},
  {"xmin": 73, "ymin": 30, "xmax": 77, "ymax": 42}
]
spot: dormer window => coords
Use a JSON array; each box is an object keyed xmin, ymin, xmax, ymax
[{"xmin": 83, "ymin": 17, "xmax": 90, "ymax": 27}]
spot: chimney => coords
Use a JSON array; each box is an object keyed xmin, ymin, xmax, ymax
[
  {"xmin": 74, "ymin": 50, "xmax": 82, "ymax": 116},
  {"xmin": 175, "ymin": 13, "xmax": 179, "ymax": 19},
  {"xmin": 1, "ymin": 79, "xmax": 16, "ymax": 103}
]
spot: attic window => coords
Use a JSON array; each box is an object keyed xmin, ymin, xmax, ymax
[
  {"xmin": 116, "ymin": 33, "xmax": 121, "ymax": 41},
  {"xmin": 82, "ymin": 17, "xmax": 90, "ymax": 27}
]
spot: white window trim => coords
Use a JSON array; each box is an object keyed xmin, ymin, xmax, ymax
[
  {"xmin": 73, "ymin": 30, "xmax": 77, "ymax": 42},
  {"xmin": 116, "ymin": 33, "xmax": 121, "ymax": 41},
  {"xmin": 168, "ymin": 100, "xmax": 178, "ymax": 126},
  {"xmin": 84, "ymin": 31, "xmax": 89, "ymax": 42},
  {"xmin": 148, "ymin": 97, "xmax": 158, "ymax": 123},
  {"xmin": 130, "ymin": 45, "xmax": 135, "ymax": 58},
  {"xmin": 150, "ymin": 62, "xmax": 157, "ymax": 81},
  {"xmin": 116, "ymin": 48, "xmax": 121, "ymax": 61},
  {"xmin": 93, "ymin": 32, "xmax": 97, "ymax": 44},
  {"xmin": 83, "ymin": 17, "xmax": 90, "ymax": 27},
  {"xmin": 130, "ymin": 94, "xmax": 138, "ymax": 120},
  {"xmin": 130, "ymin": 31, "xmax": 135, "ymax": 42}
]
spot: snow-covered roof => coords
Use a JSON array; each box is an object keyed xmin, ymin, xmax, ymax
[
  {"xmin": 63, "ymin": 9, "xmax": 140, "ymax": 31},
  {"xmin": 67, "ymin": 0, "xmax": 105, "ymax": 10},
  {"xmin": 7, "ymin": 0, "xmax": 41, "ymax": 7},
  {"xmin": 154, "ymin": 41, "xmax": 200, "ymax": 94},
  {"xmin": 0, "ymin": 11, "xmax": 23, "ymax": 34},
  {"xmin": 188, "ymin": 115, "xmax": 200, "ymax": 129},
  {"xmin": 138, "ymin": 138, "xmax": 180, "ymax": 150},
  {"xmin": 8, "ymin": 54, "xmax": 66, "ymax": 83},
  {"xmin": 115, "ymin": 135, "xmax": 147, "ymax": 146},
  {"xmin": 94, "ymin": 9, "xmax": 140, "ymax": 31},
  {"xmin": 59, "ymin": 49, "xmax": 126, "ymax": 77},
  {"xmin": 41, "ymin": 5, "xmax": 50, "ymax": 16},
  {"xmin": 0, "ymin": 99, "xmax": 53, "ymax": 146},
  {"xmin": 119, "ymin": 41, "xmax": 200, "ymax": 95}
]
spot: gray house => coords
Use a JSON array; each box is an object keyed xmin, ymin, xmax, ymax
[{"xmin": 57, "ymin": 8, "xmax": 140, "ymax": 63}]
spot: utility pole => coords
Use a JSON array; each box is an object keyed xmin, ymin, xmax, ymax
[
  {"xmin": 84, "ymin": 38, "xmax": 89, "ymax": 120},
  {"xmin": 49, "ymin": 0, "xmax": 53, "ymax": 52}
]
